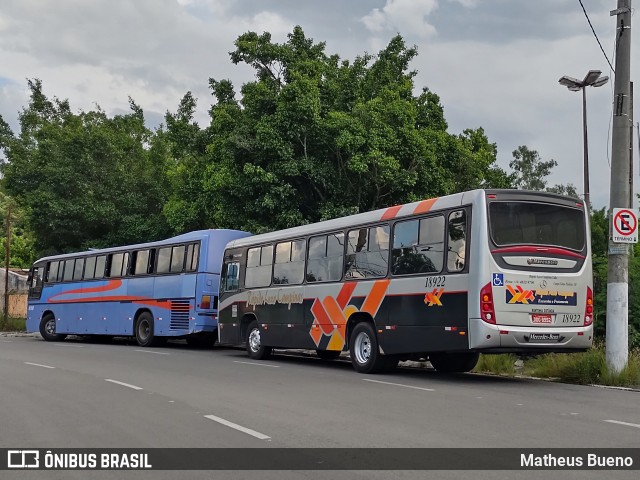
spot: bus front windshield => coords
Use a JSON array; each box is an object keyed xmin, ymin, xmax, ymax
[{"xmin": 489, "ymin": 201, "xmax": 585, "ymax": 251}]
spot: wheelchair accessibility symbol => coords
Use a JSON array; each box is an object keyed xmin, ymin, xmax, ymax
[{"xmin": 492, "ymin": 273, "xmax": 504, "ymax": 287}]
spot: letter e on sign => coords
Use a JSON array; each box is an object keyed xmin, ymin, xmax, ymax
[{"xmin": 612, "ymin": 208, "xmax": 638, "ymax": 243}]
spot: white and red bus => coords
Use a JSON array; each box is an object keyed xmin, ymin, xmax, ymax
[{"xmin": 218, "ymin": 189, "xmax": 593, "ymax": 373}]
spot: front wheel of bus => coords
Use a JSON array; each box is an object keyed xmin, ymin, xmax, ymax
[
  {"xmin": 246, "ymin": 320, "xmax": 272, "ymax": 360},
  {"xmin": 349, "ymin": 322, "xmax": 386, "ymax": 374},
  {"xmin": 135, "ymin": 312, "xmax": 161, "ymax": 347},
  {"xmin": 429, "ymin": 352, "xmax": 479, "ymax": 373},
  {"xmin": 39, "ymin": 314, "xmax": 66, "ymax": 342}
]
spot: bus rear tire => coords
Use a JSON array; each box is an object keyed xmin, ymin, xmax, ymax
[
  {"xmin": 39, "ymin": 314, "xmax": 66, "ymax": 342},
  {"xmin": 135, "ymin": 312, "xmax": 161, "ymax": 347},
  {"xmin": 246, "ymin": 320, "xmax": 272, "ymax": 360},
  {"xmin": 429, "ymin": 352, "xmax": 479, "ymax": 373},
  {"xmin": 316, "ymin": 349, "xmax": 341, "ymax": 361},
  {"xmin": 349, "ymin": 322, "xmax": 386, "ymax": 374}
]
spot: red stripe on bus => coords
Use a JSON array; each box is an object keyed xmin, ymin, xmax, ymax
[
  {"xmin": 336, "ymin": 282, "xmax": 357, "ymax": 309},
  {"xmin": 311, "ymin": 299, "xmax": 334, "ymax": 335},
  {"xmin": 491, "ymin": 246, "xmax": 585, "ymax": 259},
  {"xmin": 48, "ymin": 279, "xmax": 122, "ymax": 300},
  {"xmin": 413, "ymin": 198, "xmax": 437, "ymax": 214},
  {"xmin": 381, "ymin": 205, "xmax": 403, "ymax": 220}
]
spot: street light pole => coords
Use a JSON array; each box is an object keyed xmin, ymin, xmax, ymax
[
  {"xmin": 581, "ymin": 86, "xmax": 590, "ymax": 208},
  {"xmin": 558, "ymin": 70, "xmax": 609, "ymax": 209}
]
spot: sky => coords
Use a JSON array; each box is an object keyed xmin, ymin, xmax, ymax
[{"xmin": 0, "ymin": 0, "xmax": 637, "ymax": 209}]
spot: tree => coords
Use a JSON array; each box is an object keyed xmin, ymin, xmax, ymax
[
  {"xmin": 167, "ymin": 27, "xmax": 510, "ymax": 233},
  {"xmin": 0, "ymin": 80, "xmax": 171, "ymax": 255},
  {"xmin": 509, "ymin": 145, "xmax": 557, "ymax": 191}
]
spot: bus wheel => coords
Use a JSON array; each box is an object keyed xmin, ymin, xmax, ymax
[
  {"xmin": 429, "ymin": 352, "xmax": 479, "ymax": 373},
  {"xmin": 135, "ymin": 312, "xmax": 160, "ymax": 347},
  {"xmin": 316, "ymin": 349, "xmax": 341, "ymax": 361},
  {"xmin": 246, "ymin": 320, "xmax": 272, "ymax": 360},
  {"xmin": 39, "ymin": 314, "xmax": 66, "ymax": 342},
  {"xmin": 349, "ymin": 322, "xmax": 386, "ymax": 374}
]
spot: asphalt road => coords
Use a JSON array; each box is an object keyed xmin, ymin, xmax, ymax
[{"xmin": 0, "ymin": 335, "xmax": 638, "ymax": 480}]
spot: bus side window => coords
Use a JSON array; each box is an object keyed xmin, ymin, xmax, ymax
[
  {"xmin": 156, "ymin": 247, "xmax": 172, "ymax": 274},
  {"xmin": 245, "ymin": 245, "xmax": 273, "ymax": 288},
  {"xmin": 307, "ymin": 233, "xmax": 344, "ymax": 282},
  {"xmin": 133, "ymin": 250, "xmax": 150, "ymax": 275},
  {"xmin": 222, "ymin": 262, "xmax": 240, "ymax": 292},
  {"xmin": 94, "ymin": 256, "xmax": 107, "ymax": 279},
  {"xmin": 84, "ymin": 256, "xmax": 97, "ymax": 280},
  {"xmin": 447, "ymin": 210, "xmax": 467, "ymax": 272},
  {"xmin": 186, "ymin": 243, "xmax": 200, "ymax": 272},
  {"xmin": 345, "ymin": 226, "xmax": 389, "ymax": 279},
  {"xmin": 73, "ymin": 258, "xmax": 85, "ymax": 281},
  {"xmin": 63, "ymin": 259, "xmax": 75, "ymax": 282},
  {"xmin": 170, "ymin": 245, "xmax": 186, "ymax": 273},
  {"xmin": 47, "ymin": 261, "xmax": 59, "ymax": 283},
  {"xmin": 273, "ymin": 239, "xmax": 305, "ymax": 285}
]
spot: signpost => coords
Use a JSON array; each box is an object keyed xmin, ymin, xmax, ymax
[{"xmin": 612, "ymin": 208, "xmax": 638, "ymax": 244}]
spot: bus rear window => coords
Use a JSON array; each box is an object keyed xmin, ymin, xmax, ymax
[{"xmin": 489, "ymin": 202, "xmax": 585, "ymax": 251}]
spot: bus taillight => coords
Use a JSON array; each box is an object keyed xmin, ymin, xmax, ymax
[
  {"xmin": 480, "ymin": 283, "xmax": 496, "ymax": 324},
  {"xmin": 201, "ymin": 295, "xmax": 211, "ymax": 310},
  {"xmin": 584, "ymin": 287, "xmax": 593, "ymax": 326}
]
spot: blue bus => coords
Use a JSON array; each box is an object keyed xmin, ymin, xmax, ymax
[{"xmin": 26, "ymin": 229, "xmax": 250, "ymax": 347}]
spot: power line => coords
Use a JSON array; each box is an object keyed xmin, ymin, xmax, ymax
[{"xmin": 577, "ymin": 0, "xmax": 615, "ymax": 73}]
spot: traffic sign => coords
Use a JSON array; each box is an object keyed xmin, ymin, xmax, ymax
[{"xmin": 612, "ymin": 208, "xmax": 638, "ymax": 243}]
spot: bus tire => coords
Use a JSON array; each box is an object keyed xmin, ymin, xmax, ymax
[
  {"xmin": 39, "ymin": 314, "xmax": 66, "ymax": 342},
  {"xmin": 429, "ymin": 352, "xmax": 479, "ymax": 373},
  {"xmin": 349, "ymin": 322, "xmax": 386, "ymax": 374},
  {"xmin": 246, "ymin": 320, "xmax": 272, "ymax": 360},
  {"xmin": 135, "ymin": 312, "xmax": 161, "ymax": 347},
  {"xmin": 316, "ymin": 349, "xmax": 341, "ymax": 361}
]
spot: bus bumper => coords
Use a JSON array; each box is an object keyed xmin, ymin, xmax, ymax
[{"xmin": 469, "ymin": 318, "xmax": 594, "ymax": 351}]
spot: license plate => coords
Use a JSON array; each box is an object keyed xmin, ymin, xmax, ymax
[{"xmin": 531, "ymin": 313, "xmax": 554, "ymax": 324}]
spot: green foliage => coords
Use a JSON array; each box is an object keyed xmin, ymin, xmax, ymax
[
  {"xmin": 165, "ymin": 27, "xmax": 510, "ymax": 233},
  {"xmin": 524, "ymin": 347, "xmax": 640, "ymax": 387},
  {"xmin": 509, "ymin": 145, "xmax": 557, "ymax": 191},
  {"xmin": 0, "ymin": 317, "xmax": 26, "ymax": 332},
  {"xmin": 473, "ymin": 354, "xmax": 517, "ymax": 375},
  {"xmin": 0, "ymin": 80, "xmax": 171, "ymax": 256}
]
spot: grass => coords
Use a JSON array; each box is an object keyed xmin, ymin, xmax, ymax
[
  {"xmin": 474, "ymin": 346, "xmax": 640, "ymax": 388},
  {"xmin": 0, "ymin": 317, "xmax": 26, "ymax": 332},
  {"xmin": 474, "ymin": 353, "xmax": 518, "ymax": 375}
]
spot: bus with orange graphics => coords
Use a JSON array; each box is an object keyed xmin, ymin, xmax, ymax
[
  {"xmin": 217, "ymin": 189, "xmax": 593, "ymax": 374},
  {"xmin": 26, "ymin": 229, "xmax": 250, "ymax": 347}
]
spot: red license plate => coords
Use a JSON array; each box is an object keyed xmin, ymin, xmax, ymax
[{"xmin": 531, "ymin": 314, "xmax": 553, "ymax": 324}]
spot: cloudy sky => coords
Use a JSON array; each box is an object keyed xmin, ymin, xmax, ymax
[{"xmin": 0, "ymin": 0, "xmax": 637, "ymax": 208}]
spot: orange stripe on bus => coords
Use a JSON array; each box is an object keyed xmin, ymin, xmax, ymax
[
  {"xmin": 336, "ymin": 282, "xmax": 357, "ymax": 309},
  {"xmin": 360, "ymin": 279, "xmax": 390, "ymax": 316},
  {"xmin": 381, "ymin": 204, "xmax": 403, "ymax": 220},
  {"xmin": 323, "ymin": 296, "xmax": 347, "ymax": 327},
  {"xmin": 413, "ymin": 198, "xmax": 437, "ymax": 214}
]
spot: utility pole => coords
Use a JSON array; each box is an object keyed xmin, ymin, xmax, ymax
[
  {"xmin": 3, "ymin": 203, "xmax": 11, "ymax": 329},
  {"xmin": 606, "ymin": 0, "xmax": 632, "ymax": 373}
]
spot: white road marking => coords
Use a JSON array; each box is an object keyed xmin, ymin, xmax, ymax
[
  {"xmin": 24, "ymin": 362, "xmax": 55, "ymax": 369},
  {"xmin": 105, "ymin": 379, "xmax": 143, "ymax": 390},
  {"xmin": 135, "ymin": 349, "xmax": 170, "ymax": 355},
  {"xmin": 363, "ymin": 378, "xmax": 435, "ymax": 392},
  {"xmin": 53, "ymin": 343, "xmax": 85, "ymax": 348},
  {"xmin": 604, "ymin": 419, "xmax": 640, "ymax": 429},
  {"xmin": 233, "ymin": 360, "xmax": 280, "ymax": 368},
  {"xmin": 0, "ymin": 340, "xmax": 12, "ymax": 343},
  {"xmin": 204, "ymin": 414, "xmax": 271, "ymax": 440}
]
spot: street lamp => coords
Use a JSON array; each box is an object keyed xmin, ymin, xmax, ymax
[{"xmin": 558, "ymin": 70, "xmax": 609, "ymax": 209}]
